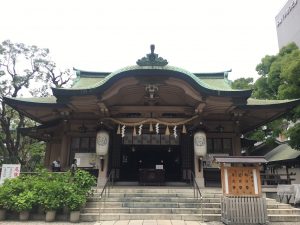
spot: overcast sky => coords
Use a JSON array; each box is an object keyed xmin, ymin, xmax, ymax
[{"xmin": 0, "ymin": 0, "xmax": 287, "ymax": 81}]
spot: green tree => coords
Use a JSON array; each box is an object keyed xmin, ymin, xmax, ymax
[
  {"xmin": 253, "ymin": 42, "xmax": 300, "ymax": 149},
  {"xmin": 287, "ymin": 123, "xmax": 300, "ymax": 150},
  {"xmin": 231, "ymin": 77, "xmax": 253, "ymax": 90},
  {"xmin": 253, "ymin": 42, "xmax": 300, "ymax": 99},
  {"xmin": 0, "ymin": 40, "xmax": 73, "ymax": 167}
]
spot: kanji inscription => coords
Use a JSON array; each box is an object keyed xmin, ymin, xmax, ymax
[{"xmin": 221, "ymin": 166, "xmax": 261, "ymax": 196}]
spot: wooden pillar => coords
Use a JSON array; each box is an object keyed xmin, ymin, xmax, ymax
[
  {"xmin": 60, "ymin": 121, "xmax": 70, "ymax": 169},
  {"xmin": 181, "ymin": 134, "xmax": 193, "ymax": 180},
  {"xmin": 44, "ymin": 143, "xmax": 52, "ymax": 168},
  {"xmin": 233, "ymin": 135, "xmax": 242, "ymax": 156},
  {"xmin": 110, "ymin": 133, "xmax": 122, "ymax": 179}
]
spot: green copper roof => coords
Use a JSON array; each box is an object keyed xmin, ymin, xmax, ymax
[
  {"xmin": 72, "ymin": 65, "xmax": 238, "ymax": 91},
  {"xmin": 71, "ymin": 66, "xmax": 203, "ymax": 89},
  {"xmin": 71, "ymin": 68, "xmax": 109, "ymax": 89},
  {"xmin": 265, "ymin": 143, "xmax": 300, "ymax": 162},
  {"xmin": 72, "ymin": 77, "xmax": 106, "ymax": 89},
  {"xmin": 52, "ymin": 65, "xmax": 252, "ymax": 98},
  {"xmin": 198, "ymin": 78, "xmax": 233, "ymax": 91}
]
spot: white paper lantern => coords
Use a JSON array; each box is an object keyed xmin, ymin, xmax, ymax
[
  {"xmin": 194, "ymin": 131, "xmax": 207, "ymax": 157},
  {"xmin": 96, "ymin": 130, "xmax": 109, "ymax": 156}
]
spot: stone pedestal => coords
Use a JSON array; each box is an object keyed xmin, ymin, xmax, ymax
[
  {"xmin": 97, "ymin": 176, "xmax": 107, "ymax": 187},
  {"xmin": 194, "ymin": 156, "xmax": 205, "ymax": 187},
  {"xmin": 195, "ymin": 177, "xmax": 205, "ymax": 188}
]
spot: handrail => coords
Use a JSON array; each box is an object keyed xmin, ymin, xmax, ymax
[
  {"xmin": 186, "ymin": 169, "xmax": 202, "ymax": 198},
  {"xmin": 187, "ymin": 169, "xmax": 203, "ymax": 221},
  {"xmin": 98, "ymin": 169, "xmax": 115, "ymax": 221}
]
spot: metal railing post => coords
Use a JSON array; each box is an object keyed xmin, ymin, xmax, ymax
[
  {"xmin": 98, "ymin": 169, "xmax": 115, "ymax": 221},
  {"xmin": 188, "ymin": 169, "xmax": 203, "ymax": 222}
]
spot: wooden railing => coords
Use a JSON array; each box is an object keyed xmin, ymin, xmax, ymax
[
  {"xmin": 261, "ymin": 173, "xmax": 296, "ymax": 185},
  {"xmin": 221, "ymin": 196, "xmax": 268, "ymax": 224},
  {"xmin": 98, "ymin": 169, "xmax": 115, "ymax": 221}
]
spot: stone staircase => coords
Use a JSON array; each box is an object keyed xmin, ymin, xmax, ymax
[{"xmin": 80, "ymin": 186, "xmax": 300, "ymax": 222}]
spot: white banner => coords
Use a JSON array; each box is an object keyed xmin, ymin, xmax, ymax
[{"xmin": 0, "ymin": 164, "xmax": 21, "ymax": 184}]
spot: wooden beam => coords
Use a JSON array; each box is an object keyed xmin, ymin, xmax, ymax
[{"xmin": 109, "ymin": 105, "xmax": 194, "ymax": 114}]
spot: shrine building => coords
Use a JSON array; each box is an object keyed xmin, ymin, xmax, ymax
[{"xmin": 4, "ymin": 45, "xmax": 300, "ymax": 187}]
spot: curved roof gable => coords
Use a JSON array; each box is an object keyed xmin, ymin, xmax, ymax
[
  {"xmin": 53, "ymin": 65, "xmax": 252, "ymax": 98},
  {"xmin": 53, "ymin": 45, "xmax": 252, "ymax": 98}
]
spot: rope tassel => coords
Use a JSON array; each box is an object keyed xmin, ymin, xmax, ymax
[
  {"xmin": 117, "ymin": 124, "xmax": 121, "ymax": 134},
  {"xmin": 182, "ymin": 124, "xmax": 187, "ymax": 134},
  {"xmin": 165, "ymin": 126, "xmax": 170, "ymax": 135}
]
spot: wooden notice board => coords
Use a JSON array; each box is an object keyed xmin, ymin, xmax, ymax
[{"xmin": 221, "ymin": 166, "xmax": 262, "ymax": 196}]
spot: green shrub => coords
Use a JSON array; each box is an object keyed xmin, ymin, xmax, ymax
[
  {"xmin": 64, "ymin": 185, "xmax": 86, "ymax": 211},
  {"xmin": 1, "ymin": 177, "xmax": 27, "ymax": 210},
  {"xmin": 1, "ymin": 175, "xmax": 38, "ymax": 212},
  {"xmin": 39, "ymin": 180, "xmax": 65, "ymax": 211},
  {"xmin": 0, "ymin": 169, "xmax": 95, "ymax": 213},
  {"xmin": 11, "ymin": 190, "xmax": 37, "ymax": 212},
  {"xmin": 0, "ymin": 185, "xmax": 12, "ymax": 209},
  {"xmin": 73, "ymin": 169, "xmax": 96, "ymax": 192}
]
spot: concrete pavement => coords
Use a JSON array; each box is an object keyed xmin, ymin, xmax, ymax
[{"xmin": 0, "ymin": 220, "xmax": 300, "ymax": 225}]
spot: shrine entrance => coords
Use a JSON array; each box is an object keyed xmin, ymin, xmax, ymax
[{"xmin": 119, "ymin": 144, "xmax": 182, "ymax": 182}]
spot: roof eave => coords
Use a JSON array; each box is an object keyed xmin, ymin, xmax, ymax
[
  {"xmin": 52, "ymin": 68, "xmax": 252, "ymax": 99},
  {"xmin": 74, "ymin": 68, "xmax": 110, "ymax": 78},
  {"xmin": 3, "ymin": 97, "xmax": 67, "ymax": 124},
  {"xmin": 240, "ymin": 99, "xmax": 300, "ymax": 133}
]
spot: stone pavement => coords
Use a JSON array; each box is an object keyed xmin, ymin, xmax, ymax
[{"xmin": 0, "ymin": 220, "xmax": 300, "ymax": 225}]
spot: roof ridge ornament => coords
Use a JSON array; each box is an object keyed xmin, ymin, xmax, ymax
[{"xmin": 136, "ymin": 44, "xmax": 168, "ymax": 66}]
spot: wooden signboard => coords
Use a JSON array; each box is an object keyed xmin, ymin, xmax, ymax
[{"xmin": 221, "ymin": 166, "xmax": 262, "ymax": 196}]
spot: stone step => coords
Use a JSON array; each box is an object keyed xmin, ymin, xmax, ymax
[
  {"xmin": 86, "ymin": 201, "xmax": 294, "ymax": 211},
  {"xmin": 87, "ymin": 197, "xmax": 220, "ymax": 203},
  {"xmin": 86, "ymin": 198, "xmax": 291, "ymax": 209},
  {"xmin": 86, "ymin": 187, "xmax": 300, "ymax": 223},
  {"xmin": 268, "ymin": 214, "xmax": 300, "ymax": 222},
  {"xmin": 266, "ymin": 203, "xmax": 293, "ymax": 209},
  {"xmin": 84, "ymin": 206, "xmax": 299, "ymax": 215},
  {"xmin": 93, "ymin": 187, "xmax": 222, "ymax": 194},
  {"xmin": 94, "ymin": 193, "xmax": 222, "ymax": 199},
  {"xmin": 88, "ymin": 197, "xmax": 220, "ymax": 203},
  {"xmin": 85, "ymin": 201, "xmax": 221, "ymax": 208},
  {"xmin": 82, "ymin": 207, "xmax": 221, "ymax": 214},
  {"xmin": 267, "ymin": 208, "xmax": 300, "ymax": 215},
  {"xmin": 80, "ymin": 213, "xmax": 221, "ymax": 221},
  {"xmin": 94, "ymin": 188, "xmax": 192, "ymax": 193},
  {"xmin": 86, "ymin": 202, "xmax": 217, "ymax": 208},
  {"xmin": 81, "ymin": 212, "xmax": 300, "ymax": 222}
]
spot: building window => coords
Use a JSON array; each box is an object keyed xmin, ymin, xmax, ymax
[
  {"xmin": 70, "ymin": 137, "xmax": 96, "ymax": 163},
  {"xmin": 214, "ymin": 139, "xmax": 222, "ymax": 152},
  {"xmin": 122, "ymin": 133, "xmax": 180, "ymax": 146},
  {"xmin": 207, "ymin": 138, "xmax": 232, "ymax": 154}
]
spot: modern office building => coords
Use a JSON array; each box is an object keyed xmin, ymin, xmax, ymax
[{"xmin": 276, "ymin": 0, "xmax": 300, "ymax": 48}]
